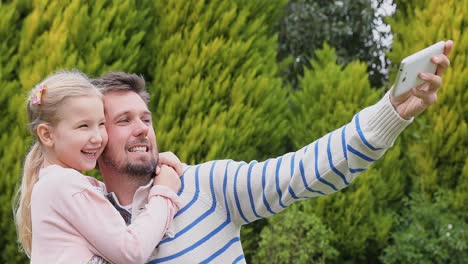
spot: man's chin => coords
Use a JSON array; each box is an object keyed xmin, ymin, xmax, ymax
[{"xmin": 126, "ymin": 160, "xmax": 156, "ymax": 177}]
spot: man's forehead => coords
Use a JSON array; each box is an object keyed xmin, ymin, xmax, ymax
[{"xmin": 103, "ymin": 91, "xmax": 150, "ymax": 116}]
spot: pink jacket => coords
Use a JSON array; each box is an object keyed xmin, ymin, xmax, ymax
[{"xmin": 30, "ymin": 165, "xmax": 181, "ymax": 264}]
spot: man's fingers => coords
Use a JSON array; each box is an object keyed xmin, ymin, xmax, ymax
[
  {"xmin": 419, "ymin": 73, "xmax": 442, "ymax": 91},
  {"xmin": 433, "ymin": 54, "xmax": 451, "ymax": 75},
  {"xmin": 411, "ymin": 86, "xmax": 438, "ymax": 106},
  {"xmin": 435, "ymin": 40, "xmax": 453, "ymax": 75},
  {"xmin": 443, "ymin": 40, "xmax": 453, "ymax": 56}
]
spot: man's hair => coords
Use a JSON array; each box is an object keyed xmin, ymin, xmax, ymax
[{"xmin": 91, "ymin": 72, "xmax": 150, "ymax": 104}]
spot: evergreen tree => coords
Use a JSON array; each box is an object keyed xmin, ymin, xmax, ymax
[
  {"xmin": 1, "ymin": 0, "xmax": 463, "ymax": 263},
  {"xmin": 278, "ymin": 0, "xmax": 393, "ymax": 88},
  {"xmin": 388, "ymin": 0, "xmax": 467, "ymax": 208},
  {"xmin": 146, "ymin": 1, "xmax": 289, "ymax": 261},
  {"xmin": 148, "ymin": 0, "xmax": 289, "ymax": 163},
  {"xmin": 254, "ymin": 44, "xmax": 409, "ymax": 262},
  {"xmin": 253, "ymin": 205, "xmax": 339, "ymax": 264},
  {"xmin": 288, "ymin": 44, "xmax": 381, "ymax": 145},
  {"xmin": 17, "ymin": 0, "xmax": 154, "ymax": 81},
  {"xmin": 381, "ymin": 0, "xmax": 468, "ymax": 261},
  {"xmin": 0, "ymin": 1, "xmax": 33, "ymax": 262},
  {"xmin": 381, "ymin": 193, "xmax": 468, "ymax": 263}
]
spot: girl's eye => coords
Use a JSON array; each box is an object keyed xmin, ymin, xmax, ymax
[
  {"xmin": 118, "ymin": 118, "xmax": 129, "ymax": 123},
  {"xmin": 99, "ymin": 122, "xmax": 105, "ymax": 126}
]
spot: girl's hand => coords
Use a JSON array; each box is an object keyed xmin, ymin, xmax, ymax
[
  {"xmin": 154, "ymin": 165, "xmax": 181, "ymax": 193},
  {"xmin": 156, "ymin": 151, "xmax": 183, "ymax": 176}
]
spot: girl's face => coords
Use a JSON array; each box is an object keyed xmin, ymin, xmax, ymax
[{"xmin": 46, "ymin": 95, "xmax": 108, "ymax": 171}]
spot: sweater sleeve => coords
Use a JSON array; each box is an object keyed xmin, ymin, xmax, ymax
[
  {"xmin": 52, "ymin": 170, "xmax": 181, "ymax": 264},
  {"xmin": 216, "ymin": 93, "xmax": 412, "ymax": 225}
]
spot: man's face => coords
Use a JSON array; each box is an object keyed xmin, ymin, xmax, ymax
[{"xmin": 99, "ymin": 90, "xmax": 158, "ymax": 177}]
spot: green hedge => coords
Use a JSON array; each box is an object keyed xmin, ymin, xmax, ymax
[{"xmin": 0, "ymin": 0, "xmax": 466, "ymax": 263}]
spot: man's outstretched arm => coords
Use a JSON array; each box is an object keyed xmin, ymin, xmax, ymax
[{"xmin": 217, "ymin": 40, "xmax": 453, "ymax": 225}]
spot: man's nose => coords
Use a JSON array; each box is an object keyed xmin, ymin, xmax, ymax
[{"xmin": 133, "ymin": 119, "xmax": 149, "ymax": 137}]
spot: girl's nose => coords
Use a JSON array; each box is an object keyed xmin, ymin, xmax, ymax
[{"xmin": 90, "ymin": 129, "xmax": 103, "ymax": 144}]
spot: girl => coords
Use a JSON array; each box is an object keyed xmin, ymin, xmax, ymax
[{"xmin": 14, "ymin": 70, "xmax": 182, "ymax": 264}]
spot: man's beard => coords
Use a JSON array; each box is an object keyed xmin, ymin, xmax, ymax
[
  {"xmin": 126, "ymin": 158, "xmax": 157, "ymax": 177},
  {"xmin": 101, "ymin": 151, "xmax": 157, "ymax": 178}
]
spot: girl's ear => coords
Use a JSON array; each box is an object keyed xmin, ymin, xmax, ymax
[{"xmin": 37, "ymin": 124, "xmax": 54, "ymax": 147}]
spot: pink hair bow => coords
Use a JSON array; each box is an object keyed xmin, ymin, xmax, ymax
[{"xmin": 32, "ymin": 84, "xmax": 46, "ymax": 105}]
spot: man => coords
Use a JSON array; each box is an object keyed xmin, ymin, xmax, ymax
[{"xmin": 93, "ymin": 41, "xmax": 452, "ymax": 263}]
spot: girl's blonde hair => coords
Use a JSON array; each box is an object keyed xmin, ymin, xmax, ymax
[{"xmin": 13, "ymin": 70, "xmax": 101, "ymax": 256}]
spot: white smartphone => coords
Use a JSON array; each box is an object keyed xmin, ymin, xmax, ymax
[{"xmin": 391, "ymin": 41, "xmax": 445, "ymax": 97}]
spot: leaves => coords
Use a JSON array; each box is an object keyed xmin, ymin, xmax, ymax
[{"xmin": 278, "ymin": 0, "xmax": 393, "ymax": 87}]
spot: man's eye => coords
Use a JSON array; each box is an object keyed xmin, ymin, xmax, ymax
[
  {"xmin": 118, "ymin": 118, "xmax": 129, "ymax": 123},
  {"xmin": 143, "ymin": 119, "xmax": 151, "ymax": 124},
  {"xmin": 78, "ymin": 124, "xmax": 88, "ymax": 128},
  {"xmin": 99, "ymin": 122, "xmax": 105, "ymax": 126}
]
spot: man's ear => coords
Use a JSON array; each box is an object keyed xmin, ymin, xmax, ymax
[{"xmin": 37, "ymin": 124, "xmax": 54, "ymax": 147}]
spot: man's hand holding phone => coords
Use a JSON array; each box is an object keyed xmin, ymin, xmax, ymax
[{"xmin": 390, "ymin": 40, "xmax": 453, "ymax": 120}]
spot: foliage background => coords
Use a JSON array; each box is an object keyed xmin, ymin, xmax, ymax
[{"xmin": 0, "ymin": 0, "xmax": 465, "ymax": 263}]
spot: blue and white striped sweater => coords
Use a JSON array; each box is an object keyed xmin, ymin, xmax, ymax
[{"xmin": 126, "ymin": 95, "xmax": 411, "ymax": 263}]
